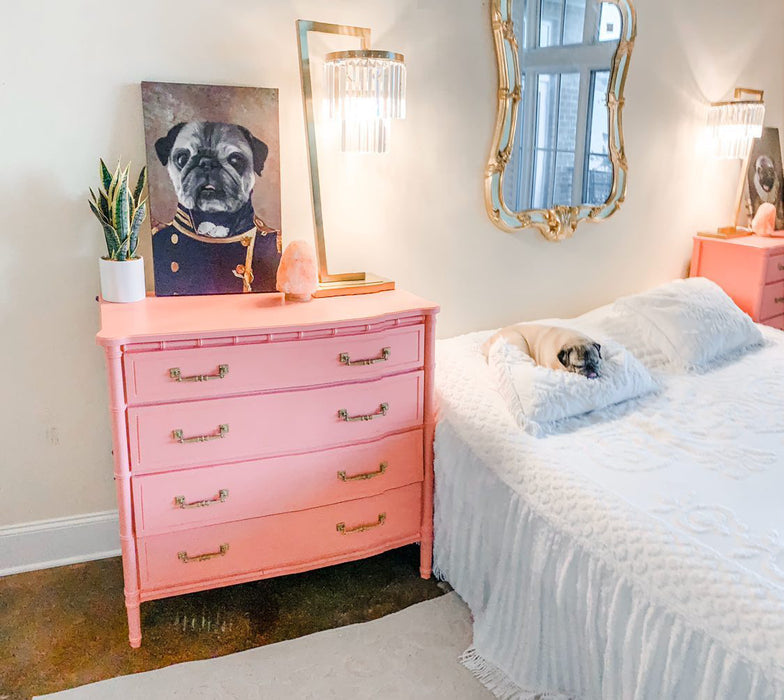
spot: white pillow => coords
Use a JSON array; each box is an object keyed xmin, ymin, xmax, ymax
[
  {"xmin": 488, "ymin": 337, "xmax": 658, "ymax": 436},
  {"xmin": 612, "ymin": 277, "xmax": 763, "ymax": 371}
]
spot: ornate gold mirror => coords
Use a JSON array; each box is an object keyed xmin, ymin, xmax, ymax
[{"xmin": 486, "ymin": 0, "xmax": 636, "ymax": 241}]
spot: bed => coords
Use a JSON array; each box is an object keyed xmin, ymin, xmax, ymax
[{"xmin": 432, "ymin": 287, "xmax": 784, "ymax": 699}]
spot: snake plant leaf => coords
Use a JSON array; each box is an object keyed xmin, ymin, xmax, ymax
[
  {"xmin": 101, "ymin": 222, "xmax": 121, "ymax": 259},
  {"xmin": 132, "ymin": 166, "xmax": 147, "ymax": 208},
  {"xmin": 108, "ymin": 161, "xmax": 122, "ymax": 201},
  {"xmin": 98, "ymin": 189, "xmax": 111, "ymax": 221},
  {"xmin": 129, "ymin": 199, "xmax": 146, "ymax": 258},
  {"xmin": 99, "ymin": 159, "xmax": 113, "ymax": 192},
  {"xmin": 89, "ymin": 199, "xmax": 109, "ymax": 225},
  {"xmin": 113, "ymin": 169, "xmax": 131, "ymax": 244},
  {"xmin": 117, "ymin": 237, "xmax": 130, "ymax": 262}
]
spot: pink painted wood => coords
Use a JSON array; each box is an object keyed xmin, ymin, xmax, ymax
[
  {"xmin": 691, "ymin": 234, "xmax": 784, "ymax": 325},
  {"xmin": 97, "ymin": 290, "xmax": 438, "ymax": 647},
  {"xmin": 127, "ymin": 372, "xmax": 424, "ymax": 473},
  {"xmin": 137, "ymin": 483, "xmax": 422, "ymax": 590},
  {"xmin": 132, "ymin": 430, "xmax": 423, "ymax": 535},
  {"xmin": 124, "ymin": 324, "xmax": 425, "ymax": 405}
]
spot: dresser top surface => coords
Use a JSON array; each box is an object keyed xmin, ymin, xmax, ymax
[
  {"xmin": 695, "ymin": 234, "xmax": 784, "ymax": 251},
  {"xmin": 96, "ymin": 290, "xmax": 438, "ymax": 346}
]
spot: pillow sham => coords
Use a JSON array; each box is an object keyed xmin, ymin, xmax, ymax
[
  {"xmin": 611, "ymin": 277, "xmax": 763, "ymax": 371},
  {"xmin": 488, "ymin": 337, "xmax": 657, "ymax": 436}
]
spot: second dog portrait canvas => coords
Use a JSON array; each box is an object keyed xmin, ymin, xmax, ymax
[{"xmin": 142, "ymin": 81, "xmax": 282, "ymax": 296}]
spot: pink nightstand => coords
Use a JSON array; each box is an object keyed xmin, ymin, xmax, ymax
[{"xmin": 691, "ymin": 234, "xmax": 784, "ymax": 329}]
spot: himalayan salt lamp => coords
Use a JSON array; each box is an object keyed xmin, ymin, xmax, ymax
[
  {"xmin": 752, "ymin": 202, "xmax": 776, "ymax": 237},
  {"xmin": 276, "ymin": 240, "xmax": 318, "ymax": 302}
]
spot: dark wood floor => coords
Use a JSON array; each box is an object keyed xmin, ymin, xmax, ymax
[{"xmin": 0, "ymin": 545, "xmax": 444, "ymax": 699}]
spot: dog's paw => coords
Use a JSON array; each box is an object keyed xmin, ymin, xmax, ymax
[{"xmin": 197, "ymin": 222, "xmax": 230, "ymax": 238}]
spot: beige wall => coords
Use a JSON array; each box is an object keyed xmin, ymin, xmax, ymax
[{"xmin": 1, "ymin": 0, "xmax": 782, "ymax": 526}]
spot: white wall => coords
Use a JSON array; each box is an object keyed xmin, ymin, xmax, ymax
[{"xmin": 0, "ymin": 0, "xmax": 782, "ymax": 528}]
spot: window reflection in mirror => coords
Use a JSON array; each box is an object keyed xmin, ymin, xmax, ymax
[{"xmin": 504, "ymin": 0, "xmax": 622, "ymax": 211}]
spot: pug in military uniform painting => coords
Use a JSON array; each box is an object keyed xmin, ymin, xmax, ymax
[{"xmin": 151, "ymin": 120, "xmax": 281, "ymax": 295}]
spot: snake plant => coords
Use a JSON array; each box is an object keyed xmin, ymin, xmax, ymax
[{"xmin": 89, "ymin": 159, "xmax": 147, "ymax": 261}]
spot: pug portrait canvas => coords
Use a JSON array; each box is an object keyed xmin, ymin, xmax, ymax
[
  {"xmin": 142, "ymin": 81, "xmax": 282, "ymax": 296},
  {"xmin": 746, "ymin": 127, "xmax": 784, "ymax": 231}
]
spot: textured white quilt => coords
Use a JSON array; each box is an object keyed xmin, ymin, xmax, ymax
[{"xmin": 433, "ymin": 324, "xmax": 784, "ymax": 699}]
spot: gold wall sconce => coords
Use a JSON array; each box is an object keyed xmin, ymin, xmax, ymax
[
  {"xmin": 708, "ymin": 87, "xmax": 765, "ymax": 236},
  {"xmin": 296, "ymin": 20, "xmax": 406, "ymax": 297}
]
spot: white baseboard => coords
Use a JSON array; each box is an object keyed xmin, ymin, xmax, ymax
[{"xmin": 0, "ymin": 510, "xmax": 120, "ymax": 577}]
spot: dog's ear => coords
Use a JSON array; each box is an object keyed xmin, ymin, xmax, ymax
[
  {"xmin": 593, "ymin": 342, "xmax": 602, "ymax": 358},
  {"xmin": 557, "ymin": 347, "xmax": 570, "ymax": 367},
  {"xmin": 238, "ymin": 126, "xmax": 269, "ymax": 175},
  {"xmin": 155, "ymin": 123, "xmax": 186, "ymax": 166}
]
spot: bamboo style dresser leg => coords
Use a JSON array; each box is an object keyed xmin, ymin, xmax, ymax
[
  {"xmin": 420, "ymin": 312, "xmax": 437, "ymax": 579},
  {"xmin": 105, "ymin": 346, "xmax": 143, "ymax": 648}
]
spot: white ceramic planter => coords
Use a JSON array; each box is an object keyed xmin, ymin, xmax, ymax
[{"xmin": 99, "ymin": 256, "xmax": 146, "ymax": 303}]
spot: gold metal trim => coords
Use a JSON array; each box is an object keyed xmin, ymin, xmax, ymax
[
  {"xmin": 172, "ymin": 424, "xmax": 229, "ymax": 444},
  {"xmin": 169, "ymin": 364, "xmax": 229, "ymax": 383},
  {"xmin": 338, "ymin": 462, "xmax": 388, "ymax": 482},
  {"xmin": 337, "ymin": 403, "xmax": 389, "ymax": 422},
  {"xmin": 174, "ymin": 489, "xmax": 229, "ymax": 509},
  {"xmin": 177, "ymin": 543, "xmax": 229, "ymax": 563},
  {"xmin": 485, "ymin": 0, "xmax": 637, "ymax": 241},
  {"xmin": 339, "ymin": 347, "xmax": 391, "ymax": 366},
  {"xmin": 336, "ymin": 513, "xmax": 386, "ymax": 534},
  {"xmin": 325, "ymin": 49, "xmax": 404, "ymax": 62}
]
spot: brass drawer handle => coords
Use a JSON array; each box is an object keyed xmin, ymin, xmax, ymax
[
  {"xmin": 778, "ymin": 263, "xmax": 784, "ymax": 271},
  {"xmin": 174, "ymin": 489, "xmax": 229, "ymax": 509},
  {"xmin": 169, "ymin": 364, "xmax": 229, "ymax": 382},
  {"xmin": 339, "ymin": 347, "xmax": 391, "ymax": 366},
  {"xmin": 776, "ymin": 297, "xmax": 784, "ymax": 304},
  {"xmin": 336, "ymin": 513, "xmax": 386, "ymax": 534},
  {"xmin": 178, "ymin": 543, "xmax": 229, "ymax": 563},
  {"xmin": 338, "ymin": 403, "xmax": 389, "ymax": 422},
  {"xmin": 338, "ymin": 462, "xmax": 387, "ymax": 482},
  {"xmin": 172, "ymin": 424, "xmax": 229, "ymax": 443}
]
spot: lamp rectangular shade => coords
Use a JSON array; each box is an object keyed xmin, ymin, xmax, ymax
[
  {"xmin": 324, "ymin": 49, "xmax": 406, "ymax": 153},
  {"xmin": 708, "ymin": 100, "xmax": 765, "ymax": 160}
]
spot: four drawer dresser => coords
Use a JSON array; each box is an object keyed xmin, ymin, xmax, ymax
[
  {"xmin": 96, "ymin": 290, "xmax": 438, "ymax": 647},
  {"xmin": 691, "ymin": 234, "xmax": 784, "ymax": 328}
]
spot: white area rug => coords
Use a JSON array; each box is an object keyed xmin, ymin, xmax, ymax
[{"xmin": 37, "ymin": 593, "xmax": 490, "ymax": 699}]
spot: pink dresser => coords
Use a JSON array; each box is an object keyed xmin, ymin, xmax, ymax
[
  {"xmin": 691, "ymin": 234, "xmax": 784, "ymax": 329},
  {"xmin": 96, "ymin": 290, "xmax": 438, "ymax": 647}
]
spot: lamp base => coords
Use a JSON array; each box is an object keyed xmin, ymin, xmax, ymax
[
  {"xmin": 699, "ymin": 226, "xmax": 753, "ymax": 239},
  {"xmin": 312, "ymin": 273, "xmax": 395, "ymax": 298}
]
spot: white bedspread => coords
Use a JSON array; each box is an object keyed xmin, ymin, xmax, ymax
[{"xmin": 433, "ymin": 325, "xmax": 784, "ymax": 699}]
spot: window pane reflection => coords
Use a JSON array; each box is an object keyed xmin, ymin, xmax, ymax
[
  {"xmin": 584, "ymin": 70, "xmax": 611, "ymax": 204},
  {"xmin": 598, "ymin": 3, "xmax": 621, "ymax": 42}
]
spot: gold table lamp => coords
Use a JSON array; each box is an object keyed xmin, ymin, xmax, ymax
[
  {"xmin": 707, "ymin": 87, "xmax": 766, "ymax": 237},
  {"xmin": 296, "ymin": 20, "xmax": 406, "ymax": 297}
]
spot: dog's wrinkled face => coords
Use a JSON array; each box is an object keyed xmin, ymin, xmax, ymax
[
  {"xmin": 557, "ymin": 342, "xmax": 602, "ymax": 378},
  {"xmin": 756, "ymin": 156, "xmax": 776, "ymax": 193},
  {"xmin": 155, "ymin": 122, "xmax": 269, "ymax": 214}
]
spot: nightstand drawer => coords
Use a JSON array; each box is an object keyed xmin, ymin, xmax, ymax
[
  {"xmin": 759, "ymin": 281, "xmax": 784, "ymax": 321},
  {"xmin": 132, "ymin": 430, "xmax": 423, "ymax": 535},
  {"xmin": 765, "ymin": 252, "xmax": 784, "ymax": 285},
  {"xmin": 128, "ymin": 371, "xmax": 424, "ymax": 473},
  {"xmin": 138, "ymin": 483, "xmax": 422, "ymax": 590},
  {"xmin": 124, "ymin": 325, "xmax": 425, "ymax": 405}
]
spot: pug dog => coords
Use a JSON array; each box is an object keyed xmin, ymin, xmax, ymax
[
  {"xmin": 482, "ymin": 323, "xmax": 602, "ymax": 378},
  {"xmin": 155, "ymin": 121, "xmax": 269, "ymax": 238},
  {"xmin": 151, "ymin": 121, "xmax": 281, "ymax": 296}
]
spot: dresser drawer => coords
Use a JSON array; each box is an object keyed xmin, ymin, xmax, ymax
[
  {"xmin": 137, "ymin": 483, "xmax": 422, "ymax": 590},
  {"xmin": 762, "ymin": 314, "xmax": 784, "ymax": 330},
  {"xmin": 123, "ymin": 325, "xmax": 425, "ymax": 405},
  {"xmin": 759, "ymin": 281, "xmax": 784, "ymax": 321},
  {"xmin": 765, "ymin": 252, "xmax": 784, "ymax": 285},
  {"xmin": 132, "ymin": 430, "xmax": 423, "ymax": 535},
  {"xmin": 128, "ymin": 371, "xmax": 424, "ymax": 473}
]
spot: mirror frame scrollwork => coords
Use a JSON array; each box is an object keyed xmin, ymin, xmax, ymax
[{"xmin": 485, "ymin": 0, "xmax": 637, "ymax": 241}]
